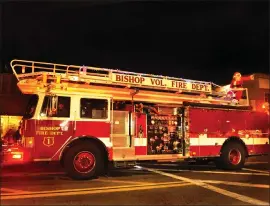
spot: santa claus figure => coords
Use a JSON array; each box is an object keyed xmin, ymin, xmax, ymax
[{"xmin": 230, "ymin": 72, "xmax": 254, "ymax": 102}]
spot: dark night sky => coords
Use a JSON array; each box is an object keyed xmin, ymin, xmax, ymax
[{"xmin": 1, "ymin": 1, "xmax": 269, "ymax": 84}]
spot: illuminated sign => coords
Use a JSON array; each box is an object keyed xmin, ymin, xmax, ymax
[{"xmin": 111, "ymin": 73, "xmax": 212, "ymax": 93}]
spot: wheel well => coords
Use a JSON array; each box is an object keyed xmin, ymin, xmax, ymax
[
  {"xmin": 221, "ymin": 136, "xmax": 248, "ymax": 157},
  {"xmin": 60, "ymin": 136, "xmax": 109, "ymax": 168}
]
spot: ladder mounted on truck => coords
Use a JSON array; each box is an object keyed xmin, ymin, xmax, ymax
[{"xmin": 10, "ymin": 59, "xmax": 250, "ymax": 107}]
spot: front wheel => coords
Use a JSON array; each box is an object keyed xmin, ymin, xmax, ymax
[
  {"xmin": 63, "ymin": 143, "xmax": 103, "ymax": 180},
  {"xmin": 216, "ymin": 142, "xmax": 246, "ymax": 170}
]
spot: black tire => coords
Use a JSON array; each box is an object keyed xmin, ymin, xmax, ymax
[
  {"xmin": 217, "ymin": 142, "xmax": 246, "ymax": 170},
  {"xmin": 63, "ymin": 143, "xmax": 104, "ymax": 180}
]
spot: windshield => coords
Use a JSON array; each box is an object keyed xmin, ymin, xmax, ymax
[{"xmin": 23, "ymin": 94, "xmax": 39, "ymax": 119}]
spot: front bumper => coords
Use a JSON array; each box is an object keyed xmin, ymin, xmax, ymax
[{"xmin": 1, "ymin": 144, "xmax": 31, "ymax": 166}]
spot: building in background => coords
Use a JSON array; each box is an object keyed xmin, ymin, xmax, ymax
[
  {"xmin": 0, "ymin": 74, "xmax": 31, "ymax": 138},
  {"xmin": 243, "ymin": 73, "xmax": 269, "ymax": 113}
]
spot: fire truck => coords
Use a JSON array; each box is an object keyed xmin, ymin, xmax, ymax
[{"xmin": 1, "ymin": 59, "xmax": 269, "ymax": 180}]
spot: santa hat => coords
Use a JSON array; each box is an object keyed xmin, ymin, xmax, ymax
[{"xmin": 233, "ymin": 72, "xmax": 241, "ymax": 78}]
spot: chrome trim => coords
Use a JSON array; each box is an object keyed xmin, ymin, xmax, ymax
[
  {"xmin": 51, "ymin": 135, "xmax": 73, "ymax": 160},
  {"xmin": 33, "ymin": 158, "xmax": 51, "ymax": 161}
]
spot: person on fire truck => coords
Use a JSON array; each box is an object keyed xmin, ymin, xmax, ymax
[{"xmin": 230, "ymin": 72, "xmax": 254, "ymax": 102}]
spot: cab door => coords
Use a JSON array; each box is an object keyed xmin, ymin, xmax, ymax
[
  {"xmin": 33, "ymin": 95, "xmax": 74, "ymax": 159},
  {"xmin": 73, "ymin": 97, "xmax": 111, "ymax": 146}
]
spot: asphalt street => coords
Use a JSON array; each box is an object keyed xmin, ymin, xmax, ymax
[{"xmin": 1, "ymin": 156, "xmax": 269, "ymax": 205}]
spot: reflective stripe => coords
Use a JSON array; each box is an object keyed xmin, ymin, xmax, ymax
[
  {"xmin": 134, "ymin": 138, "xmax": 147, "ymax": 146},
  {"xmin": 190, "ymin": 137, "xmax": 269, "ymax": 146},
  {"xmin": 98, "ymin": 137, "xmax": 112, "ymax": 147},
  {"xmin": 99, "ymin": 137, "xmax": 269, "ymax": 147}
]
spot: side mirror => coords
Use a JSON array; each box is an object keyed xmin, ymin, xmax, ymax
[
  {"xmin": 48, "ymin": 95, "xmax": 58, "ymax": 116},
  {"xmin": 51, "ymin": 96, "xmax": 58, "ymax": 111}
]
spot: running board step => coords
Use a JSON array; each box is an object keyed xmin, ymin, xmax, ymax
[{"xmin": 113, "ymin": 161, "xmax": 137, "ymax": 168}]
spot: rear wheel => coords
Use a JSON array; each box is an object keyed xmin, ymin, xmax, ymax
[
  {"xmin": 63, "ymin": 143, "xmax": 103, "ymax": 180},
  {"xmin": 216, "ymin": 142, "xmax": 246, "ymax": 170}
]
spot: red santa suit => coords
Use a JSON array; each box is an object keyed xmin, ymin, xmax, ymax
[{"xmin": 230, "ymin": 72, "xmax": 253, "ymax": 101}]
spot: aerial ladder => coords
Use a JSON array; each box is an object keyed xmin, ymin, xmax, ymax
[{"xmin": 10, "ymin": 59, "xmax": 250, "ymax": 107}]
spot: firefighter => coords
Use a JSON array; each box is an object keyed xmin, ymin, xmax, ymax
[{"xmin": 230, "ymin": 72, "xmax": 254, "ymax": 102}]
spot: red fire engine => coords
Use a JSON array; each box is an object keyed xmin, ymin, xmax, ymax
[{"xmin": 1, "ymin": 59, "xmax": 269, "ymax": 180}]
